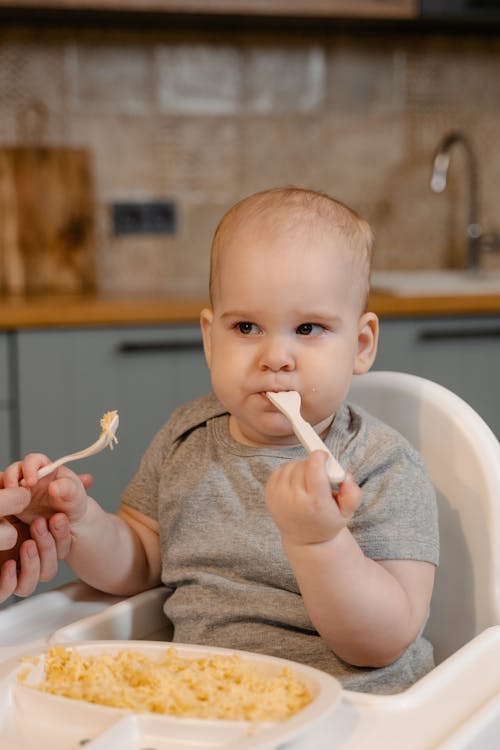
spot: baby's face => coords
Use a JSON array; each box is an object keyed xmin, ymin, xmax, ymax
[{"xmin": 201, "ymin": 224, "xmax": 378, "ymax": 447}]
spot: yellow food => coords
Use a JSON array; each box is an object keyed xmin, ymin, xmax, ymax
[
  {"xmin": 100, "ymin": 410, "xmax": 119, "ymax": 448},
  {"xmin": 21, "ymin": 646, "xmax": 312, "ymax": 722}
]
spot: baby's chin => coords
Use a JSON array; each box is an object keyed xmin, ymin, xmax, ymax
[{"xmin": 230, "ymin": 414, "xmax": 298, "ymax": 447}]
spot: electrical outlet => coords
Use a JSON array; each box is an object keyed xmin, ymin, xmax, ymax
[{"xmin": 112, "ymin": 200, "xmax": 177, "ymax": 236}]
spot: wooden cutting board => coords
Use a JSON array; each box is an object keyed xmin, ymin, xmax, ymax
[{"xmin": 0, "ymin": 147, "xmax": 96, "ymax": 295}]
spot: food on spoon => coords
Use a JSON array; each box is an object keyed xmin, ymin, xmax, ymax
[{"xmin": 99, "ymin": 410, "xmax": 119, "ymax": 449}]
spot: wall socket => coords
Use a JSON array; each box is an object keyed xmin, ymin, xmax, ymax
[{"xmin": 112, "ymin": 200, "xmax": 177, "ymax": 236}]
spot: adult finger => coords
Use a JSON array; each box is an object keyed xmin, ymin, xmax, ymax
[
  {"xmin": 48, "ymin": 513, "xmax": 72, "ymax": 560},
  {"xmin": 30, "ymin": 517, "xmax": 59, "ymax": 582},
  {"xmin": 0, "ymin": 517, "xmax": 19, "ymax": 551},
  {"xmin": 0, "ymin": 487, "xmax": 31, "ymax": 518},
  {"xmin": 14, "ymin": 540, "xmax": 41, "ymax": 597},
  {"xmin": 0, "ymin": 559, "xmax": 18, "ymax": 602},
  {"xmin": 1, "ymin": 461, "xmax": 24, "ymax": 487}
]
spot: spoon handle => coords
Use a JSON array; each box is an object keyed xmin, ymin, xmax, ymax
[
  {"xmin": 36, "ymin": 437, "xmax": 107, "ymax": 479},
  {"xmin": 291, "ymin": 414, "xmax": 346, "ymax": 486}
]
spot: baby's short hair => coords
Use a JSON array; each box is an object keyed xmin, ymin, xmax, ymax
[{"xmin": 209, "ymin": 187, "xmax": 374, "ymax": 311}]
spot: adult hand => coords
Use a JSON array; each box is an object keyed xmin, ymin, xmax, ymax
[{"xmin": 0, "ymin": 467, "xmax": 93, "ymax": 603}]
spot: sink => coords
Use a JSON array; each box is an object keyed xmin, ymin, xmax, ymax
[{"xmin": 371, "ymin": 270, "xmax": 500, "ymax": 297}]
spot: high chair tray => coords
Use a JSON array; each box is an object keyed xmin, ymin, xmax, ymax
[{"xmin": 3, "ymin": 583, "xmax": 500, "ymax": 748}]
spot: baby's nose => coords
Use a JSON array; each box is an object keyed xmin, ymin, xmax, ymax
[{"xmin": 259, "ymin": 337, "xmax": 295, "ymax": 372}]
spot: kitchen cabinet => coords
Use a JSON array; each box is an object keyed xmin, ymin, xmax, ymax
[
  {"xmin": 2, "ymin": 312, "xmax": 500, "ymax": 601},
  {"xmin": 14, "ymin": 324, "xmax": 211, "ymax": 593},
  {"xmin": 17, "ymin": 325, "xmax": 211, "ymax": 507},
  {"xmin": 375, "ymin": 316, "xmax": 500, "ymax": 439},
  {"xmin": 0, "ymin": 0, "xmax": 418, "ymax": 19}
]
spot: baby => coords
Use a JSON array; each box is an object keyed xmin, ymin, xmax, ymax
[{"xmin": 2, "ymin": 187, "xmax": 438, "ymax": 693}]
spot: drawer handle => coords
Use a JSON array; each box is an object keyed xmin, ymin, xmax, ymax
[
  {"xmin": 418, "ymin": 327, "xmax": 500, "ymax": 341},
  {"xmin": 116, "ymin": 340, "xmax": 203, "ymax": 354}
]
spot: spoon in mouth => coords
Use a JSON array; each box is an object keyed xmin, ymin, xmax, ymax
[{"xmin": 266, "ymin": 391, "xmax": 345, "ymax": 486}]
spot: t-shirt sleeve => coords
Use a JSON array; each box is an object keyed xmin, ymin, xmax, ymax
[
  {"xmin": 119, "ymin": 393, "xmax": 225, "ymax": 522},
  {"xmin": 120, "ymin": 423, "xmax": 170, "ymax": 521},
  {"xmin": 346, "ymin": 416, "xmax": 439, "ymax": 566}
]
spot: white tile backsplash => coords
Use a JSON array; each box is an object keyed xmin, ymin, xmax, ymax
[
  {"xmin": 156, "ymin": 44, "xmax": 241, "ymax": 115},
  {"xmin": 244, "ymin": 45, "xmax": 326, "ymax": 114},
  {"xmin": 71, "ymin": 42, "xmax": 154, "ymax": 116}
]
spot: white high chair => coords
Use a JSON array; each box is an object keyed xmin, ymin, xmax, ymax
[
  {"xmin": 4, "ymin": 371, "xmax": 500, "ymax": 749},
  {"xmin": 348, "ymin": 370, "xmax": 500, "ymax": 664}
]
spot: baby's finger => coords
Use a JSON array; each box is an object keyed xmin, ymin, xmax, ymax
[
  {"xmin": 304, "ymin": 451, "xmax": 334, "ymax": 494},
  {"xmin": 49, "ymin": 474, "xmax": 82, "ymax": 502},
  {"xmin": 14, "ymin": 540, "xmax": 41, "ymax": 597},
  {"xmin": 78, "ymin": 473, "xmax": 94, "ymax": 491},
  {"xmin": 21, "ymin": 453, "xmax": 53, "ymax": 487},
  {"xmin": 334, "ymin": 473, "xmax": 362, "ymax": 519}
]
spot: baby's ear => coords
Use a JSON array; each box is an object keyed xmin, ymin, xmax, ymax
[
  {"xmin": 200, "ymin": 308, "xmax": 214, "ymax": 369},
  {"xmin": 353, "ymin": 312, "xmax": 379, "ymax": 374}
]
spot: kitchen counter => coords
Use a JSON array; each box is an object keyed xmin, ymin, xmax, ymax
[
  {"xmin": 0, "ymin": 293, "xmax": 208, "ymax": 329},
  {"xmin": 1, "ymin": 290, "xmax": 500, "ymax": 329}
]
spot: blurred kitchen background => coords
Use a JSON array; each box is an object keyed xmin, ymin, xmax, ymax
[
  {"xmin": 2, "ymin": 1, "xmax": 500, "ymax": 600},
  {"xmin": 1, "ymin": 1, "xmax": 500, "ymax": 298}
]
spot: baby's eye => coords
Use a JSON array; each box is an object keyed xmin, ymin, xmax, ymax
[
  {"xmin": 235, "ymin": 321, "xmax": 260, "ymax": 335},
  {"xmin": 296, "ymin": 323, "xmax": 323, "ymax": 336}
]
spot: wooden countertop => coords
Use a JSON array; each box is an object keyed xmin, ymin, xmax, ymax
[{"xmin": 1, "ymin": 291, "xmax": 500, "ymax": 329}]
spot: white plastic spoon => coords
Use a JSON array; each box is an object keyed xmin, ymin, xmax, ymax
[
  {"xmin": 266, "ymin": 391, "xmax": 345, "ymax": 485},
  {"xmin": 36, "ymin": 410, "xmax": 120, "ymax": 480}
]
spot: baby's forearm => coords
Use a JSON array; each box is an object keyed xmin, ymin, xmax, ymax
[
  {"xmin": 65, "ymin": 498, "xmax": 159, "ymax": 596},
  {"xmin": 283, "ymin": 528, "xmax": 432, "ymax": 667}
]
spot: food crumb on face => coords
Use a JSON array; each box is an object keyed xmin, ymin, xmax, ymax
[{"xmin": 21, "ymin": 645, "xmax": 313, "ymax": 722}]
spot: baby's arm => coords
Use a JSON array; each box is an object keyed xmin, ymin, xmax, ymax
[
  {"xmin": 265, "ymin": 451, "xmax": 435, "ymax": 668},
  {"xmin": 3, "ymin": 455, "xmax": 161, "ymax": 597},
  {"xmin": 63, "ymin": 501, "xmax": 161, "ymax": 596}
]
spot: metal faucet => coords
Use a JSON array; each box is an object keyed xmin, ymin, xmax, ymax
[{"xmin": 430, "ymin": 131, "xmax": 500, "ymax": 271}]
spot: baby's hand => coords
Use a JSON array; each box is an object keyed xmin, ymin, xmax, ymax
[
  {"xmin": 2, "ymin": 454, "xmax": 92, "ymax": 527},
  {"xmin": 265, "ymin": 451, "xmax": 361, "ymax": 546}
]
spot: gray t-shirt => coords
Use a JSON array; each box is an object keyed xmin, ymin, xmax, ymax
[{"xmin": 122, "ymin": 393, "xmax": 439, "ymax": 694}]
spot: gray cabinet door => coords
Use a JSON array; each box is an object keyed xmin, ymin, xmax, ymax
[
  {"xmin": 375, "ymin": 316, "xmax": 500, "ymax": 438},
  {"xmin": 17, "ymin": 325, "xmax": 211, "ymax": 507},
  {"xmin": 16, "ymin": 325, "xmax": 211, "ymax": 592}
]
